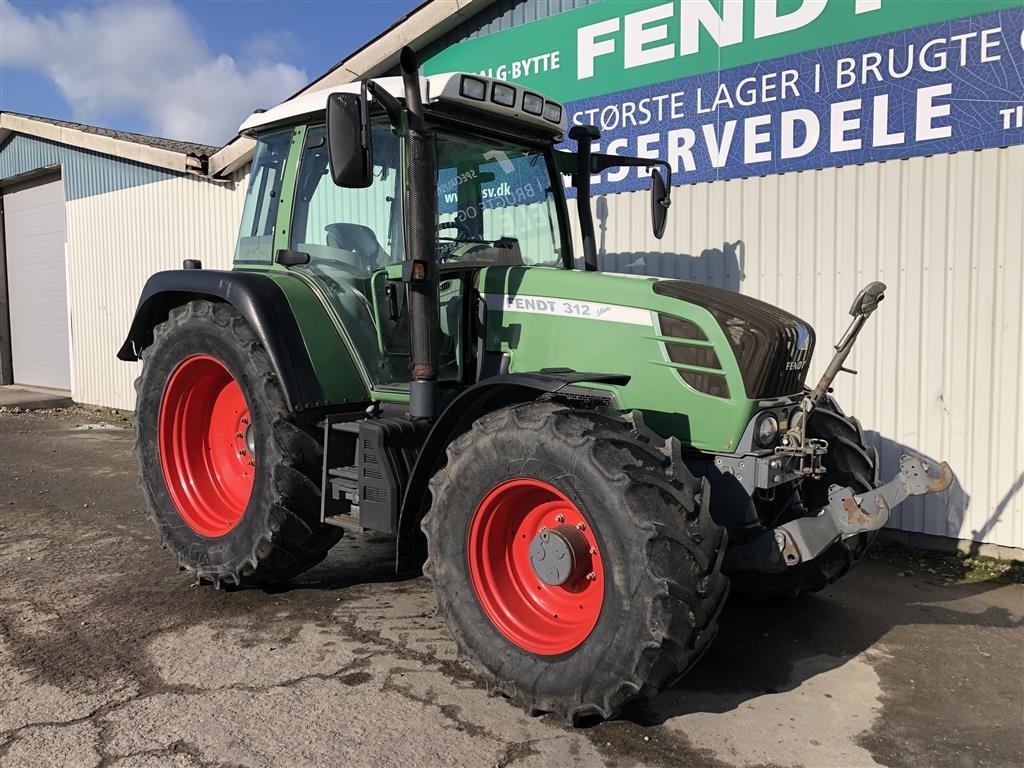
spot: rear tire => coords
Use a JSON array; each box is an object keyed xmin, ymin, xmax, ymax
[
  {"xmin": 134, "ymin": 300, "xmax": 341, "ymax": 587},
  {"xmin": 733, "ymin": 398, "xmax": 880, "ymax": 600},
  {"xmin": 421, "ymin": 402, "xmax": 728, "ymax": 723}
]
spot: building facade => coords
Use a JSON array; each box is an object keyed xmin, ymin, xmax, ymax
[{"xmin": 0, "ymin": 114, "xmax": 245, "ymax": 409}]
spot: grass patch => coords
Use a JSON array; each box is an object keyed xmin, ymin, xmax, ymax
[{"xmin": 867, "ymin": 541, "xmax": 1024, "ymax": 585}]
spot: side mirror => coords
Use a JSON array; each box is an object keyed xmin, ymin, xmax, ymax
[
  {"xmin": 326, "ymin": 91, "xmax": 372, "ymax": 188},
  {"xmin": 650, "ymin": 168, "xmax": 670, "ymax": 239}
]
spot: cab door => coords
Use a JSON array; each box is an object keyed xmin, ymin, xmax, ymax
[{"xmin": 288, "ymin": 120, "xmax": 411, "ymax": 389}]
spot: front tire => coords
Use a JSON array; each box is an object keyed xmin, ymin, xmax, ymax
[
  {"xmin": 135, "ymin": 300, "xmax": 341, "ymax": 587},
  {"xmin": 421, "ymin": 402, "xmax": 728, "ymax": 723}
]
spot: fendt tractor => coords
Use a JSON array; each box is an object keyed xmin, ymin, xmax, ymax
[{"xmin": 119, "ymin": 49, "xmax": 951, "ymax": 722}]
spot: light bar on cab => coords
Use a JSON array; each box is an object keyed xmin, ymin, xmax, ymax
[{"xmin": 441, "ymin": 74, "xmax": 566, "ymax": 135}]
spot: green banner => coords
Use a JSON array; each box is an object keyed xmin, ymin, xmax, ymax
[{"xmin": 424, "ymin": 0, "xmax": 1022, "ymax": 101}]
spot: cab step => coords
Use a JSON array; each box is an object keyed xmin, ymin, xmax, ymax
[{"xmin": 319, "ymin": 413, "xmax": 428, "ymax": 535}]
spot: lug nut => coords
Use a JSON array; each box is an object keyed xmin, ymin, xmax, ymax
[
  {"xmin": 586, "ymin": 572, "xmax": 596, "ymax": 581},
  {"xmin": 589, "ymin": 547, "xmax": 597, "ymax": 555},
  {"xmin": 576, "ymin": 522, "xmax": 586, "ymax": 531},
  {"xmin": 248, "ymin": 460, "xmax": 255, "ymax": 467},
  {"xmin": 238, "ymin": 449, "xmax": 246, "ymax": 456},
  {"xmin": 240, "ymin": 416, "xmax": 249, "ymax": 425},
  {"xmin": 555, "ymin": 514, "xmax": 565, "ymax": 523}
]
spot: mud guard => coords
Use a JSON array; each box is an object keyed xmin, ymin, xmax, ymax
[
  {"xmin": 118, "ymin": 269, "xmax": 325, "ymax": 414},
  {"xmin": 394, "ymin": 371, "xmax": 630, "ymax": 571}
]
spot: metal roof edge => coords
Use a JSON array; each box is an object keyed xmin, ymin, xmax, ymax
[
  {"xmin": 0, "ymin": 113, "xmax": 201, "ymax": 175},
  {"xmin": 208, "ymin": 0, "xmax": 496, "ymax": 179}
]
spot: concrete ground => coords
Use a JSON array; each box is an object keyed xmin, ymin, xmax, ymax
[
  {"xmin": 1, "ymin": 408, "xmax": 1021, "ymax": 768},
  {"xmin": 0, "ymin": 385, "xmax": 73, "ymax": 411}
]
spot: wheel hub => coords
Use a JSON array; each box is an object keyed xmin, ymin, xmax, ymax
[
  {"xmin": 467, "ymin": 478, "xmax": 604, "ymax": 656},
  {"xmin": 529, "ymin": 525, "xmax": 591, "ymax": 586},
  {"xmin": 158, "ymin": 355, "xmax": 255, "ymax": 537}
]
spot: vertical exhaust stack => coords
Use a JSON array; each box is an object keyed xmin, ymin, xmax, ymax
[
  {"xmin": 400, "ymin": 46, "xmax": 440, "ymax": 419},
  {"xmin": 569, "ymin": 125, "xmax": 600, "ymax": 272}
]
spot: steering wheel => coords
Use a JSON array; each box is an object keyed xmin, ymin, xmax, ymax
[{"xmin": 438, "ymin": 219, "xmax": 493, "ymax": 260}]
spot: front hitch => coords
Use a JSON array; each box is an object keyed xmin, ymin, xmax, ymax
[
  {"xmin": 787, "ymin": 281, "xmax": 887, "ymax": 446},
  {"xmin": 774, "ymin": 455, "xmax": 953, "ymax": 566}
]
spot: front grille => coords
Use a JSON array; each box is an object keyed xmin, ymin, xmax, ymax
[
  {"xmin": 653, "ymin": 281, "xmax": 815, "ymax": 398},
  {"xmin": 657, "ymin": 313, "xmax": 729, "ymax": 398}
]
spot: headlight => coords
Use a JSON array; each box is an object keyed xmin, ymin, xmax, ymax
[
  {"xmin": 459, "ymin": 76, "xmax": 487, "ymax": 101},
  {"xmin": 789, "ymin": 407, "xmax": 802, "ymax": 431},
  {"xmin": 491, "ymin": 82, "xmax": 516, "ymax": 107},
  {"xmin": 522, "ymin": 92, "xmax": 544, "ymax": 115},
  {"xmin": 755, "ymin": 413, "xmax": 780, "ymax": 447},
  {"xmin": 542, "ymin": 101, "xmax": 563, "ymax": 123}
]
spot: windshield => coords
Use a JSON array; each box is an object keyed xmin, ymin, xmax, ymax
[{"xmin": 435, "ymin": 130, "xmax": 564, "ymax": 267}]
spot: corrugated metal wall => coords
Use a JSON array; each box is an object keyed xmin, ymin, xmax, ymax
[
  {"xmin": 1, "ymin": 135, "xmax": 249, "ymax": 413},
  {"xmin": 420, "ymin": 0, "xmax": 597, "ymax": 61},
  {"xmin": 574, "ymin": 145, "xmax": 1024, "ymax": 549},
  {"xmin": 0, "ymin": 134, "xmax": 179, "ymax": 200},
  {"xmin": 64, "ymin": 171, "xmax": 247, "ymax": 410}
]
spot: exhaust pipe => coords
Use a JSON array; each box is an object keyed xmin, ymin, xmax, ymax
[
  {"xmin": 568, "ymin": 125, "xmax": 600, "ymax": 272},
  {"xmin": 399, "ymin": 46, "xmax": 440, "ymax": 419}
]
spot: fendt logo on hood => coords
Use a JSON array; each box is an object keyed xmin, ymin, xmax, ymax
[{"xmin": 785, "ymin": 322, "xmax": 812, "ymax": 370}]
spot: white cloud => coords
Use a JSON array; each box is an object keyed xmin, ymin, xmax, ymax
[{"xmin": 0, "ymin": 0, "xmax": 308, "ymax": 146}]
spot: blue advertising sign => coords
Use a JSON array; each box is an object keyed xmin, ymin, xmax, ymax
[{"xmin": 566, "ymin": 7, "xmax": 1024, "ymax": 194}]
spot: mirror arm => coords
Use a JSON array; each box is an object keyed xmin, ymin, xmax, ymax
[
  {"xmin": 589, "ymin": 152, "xmax": 672, "ymax": 191},
  {"xmin": 365, "ymin": 80, "xmax": 402, "ymax": 127}
]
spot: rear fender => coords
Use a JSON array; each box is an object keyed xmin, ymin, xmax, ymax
[{"xmin": 119, "ymin": 269, "xmax": 366, "ymax": 414}]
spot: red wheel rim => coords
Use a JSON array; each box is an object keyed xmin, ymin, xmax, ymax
[
  {"xmin": 158, "ymin": 355, "xmax": 255, "ymax": 537},
  {"xmin": 467, "ymin": 479, "xmax": 604, "ymax": 655}
]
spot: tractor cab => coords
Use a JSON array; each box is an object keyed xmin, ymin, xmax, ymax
[
  {"xmin": 237, "ymin": 74, "xmax": 567, "ymax": 389},
  {"xmin": 233, "ymin": 67, "xmax": 668, "ymax": 411}
]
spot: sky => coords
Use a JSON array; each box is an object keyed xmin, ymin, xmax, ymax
[{"xmin": 0, "ymin": 0, "xmax": 423, "ymax": 147}]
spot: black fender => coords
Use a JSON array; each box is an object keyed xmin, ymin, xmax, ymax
[
  {"xmin": 395, "ymin": 370, "xmax": 629, "ymax": 570},
  {"xmin": 118, "ymin": 269, "xmax": 324, "ymax": 413}
]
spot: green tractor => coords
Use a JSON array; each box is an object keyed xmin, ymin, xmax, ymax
[{"xmin": 119, "ymin": 48, "xmax": 951, "ymax": 722}]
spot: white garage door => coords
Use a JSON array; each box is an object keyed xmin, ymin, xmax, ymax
[{"xmin": 2, "ymin": 174, "xmax": 72, "ymax": 390}]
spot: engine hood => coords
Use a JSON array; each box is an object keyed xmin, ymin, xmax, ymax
[
  {"xmin": 476, "ymin": 265, "xmax": 817, "ymax": 451},
  {"xmin": 652, "ymin": 280, "xmax": 815, "ymax": 399}
]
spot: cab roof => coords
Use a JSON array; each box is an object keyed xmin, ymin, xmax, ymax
[{"xmin": 238, "ymin": 72, "xmax": 567, "ymax": 138}]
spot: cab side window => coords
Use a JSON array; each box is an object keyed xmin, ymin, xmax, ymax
[
  {"xmin": 290, "ymin": 121, "xmax": 403, "ymax": 273},
  {"xmin": 234, "ymin": 129, "xmax": 291, "ymax": 264}
]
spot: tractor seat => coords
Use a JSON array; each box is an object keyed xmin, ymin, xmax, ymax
[{"xmin": 325, "ymin": 223, "xmax": 389, "ymax": 272}]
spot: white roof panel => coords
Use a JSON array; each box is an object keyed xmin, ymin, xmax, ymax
[{"xmin": 238, "ymin": 73, "xmax": 566, "ymax": 137}]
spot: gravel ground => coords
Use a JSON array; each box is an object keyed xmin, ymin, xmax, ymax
[{"xmin": 1, "ymin": 408, "xmax": 1021, "ymax": 768}]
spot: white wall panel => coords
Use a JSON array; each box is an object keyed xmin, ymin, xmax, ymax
[
  {"xmin": 582, "ymin": 145, "xmax": 1024, "ymax": 549},
  {"xmin": 64, "ymin": 170, "xmax": 248, "ymax": 412},
  {"xmin": 3, "ymin": 174, "xmax": 72, "ymax": 390}
]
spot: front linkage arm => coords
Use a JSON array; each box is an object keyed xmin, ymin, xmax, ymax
[
  {"xmin": 769, "ymin": 280, "xmax": 953, "ymax": 566},
  {"xmin": 775, "ymin": 454, "xmax": 953, "ymax": 566},
  {"xmin": 788, "ymin": 280, "xmax": 888, "ymax": 445}
]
